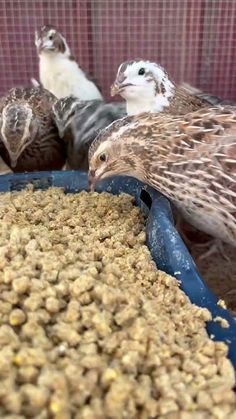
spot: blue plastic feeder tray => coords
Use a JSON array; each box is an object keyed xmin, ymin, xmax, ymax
[{"xmin": 0, "ymin": 170, "xmax": 236, "ymax": 367}]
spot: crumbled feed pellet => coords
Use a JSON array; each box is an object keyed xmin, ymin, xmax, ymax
[
  {"xmin": 213, "ymin": 316, "xmax": 230, "ymax": 329},
  {"xmin": 217, "ymin": 299, "xmax": 227, "ymax": 310},
  {"xmin": 0, "ymin": 186, "xmax": 235, "ymax": 418}
]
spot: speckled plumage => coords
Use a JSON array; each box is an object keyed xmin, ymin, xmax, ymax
[
  {"xmin": 180, "ymin": 83, "xmax": 235, "ymax": 107},
  {"xmin": 89, "ymin": 108, "xmax": 236, "ymax": 247},
  {"xmin": 0, "ymin": 87, "xmax": 66, "ymax": 172},
  {"xmin": 52, "ymin": 96, "xmax": 126, "ymax": 169},
  {"xmin": 167, "ymin": 86, "xmax": 209, "ymax": 114}
]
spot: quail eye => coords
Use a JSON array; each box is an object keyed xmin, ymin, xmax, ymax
[
  {"xmin": 138, "ymin": 68, "xmax": 145, "ymax": 75},
  {"xmin": 99, "ymin": 153, "xmax": 107, "ymax": 162}
]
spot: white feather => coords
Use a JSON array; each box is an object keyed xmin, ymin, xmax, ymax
[
  {"xmin": 39, "ymin": 52, "xmax": 103, "ymax": 101},
  {"xmin": 115, "ymin": 60, "xmax": 175, "ymax": 116}
]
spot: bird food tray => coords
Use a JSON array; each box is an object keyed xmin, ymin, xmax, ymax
[{"xmin": 0, "ymin": 170, "xmax": 236, "ymax": 368}]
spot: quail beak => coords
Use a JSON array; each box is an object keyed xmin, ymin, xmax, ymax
[
  {"xmin": 8, "ymin": 151, "xmax": 20, "ymax": 168},
  {"xmin": 88, "ymin": 170, "xmax": 98, "ymax": 192},
  {"xmin": 57, "ymin": 125, "xmax": 65, "ymax": 139},
  {"xmin": 5, "ymin": 141, "xmax": 24, "ymax": 168},
  {"xmin": 111, "ymin": 83, "xmax": 121, "ymax": 97},
  {"xmin": 37, "ymin": 41, "xmax": 55, "ymax": 53},
  {"xmin": 110, "ymin": 82, "xmax": 134, "ymax": 97},
  {"xmin": 36, "ymin": 40, "xmax": 44, "ymax": 53}
]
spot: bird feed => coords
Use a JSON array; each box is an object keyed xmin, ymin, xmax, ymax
[{"xmin": 0, "ymin": 187, "xmax": 235, "ymax": 418}]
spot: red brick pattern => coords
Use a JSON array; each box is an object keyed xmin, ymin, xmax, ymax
[{"xmin": 0, "ymin": 0, "xmax": 235, "ymax": 101}]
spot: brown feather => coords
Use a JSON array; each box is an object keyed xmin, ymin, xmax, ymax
[
  {"xmin": 166, "ymin": 86, "xmax": 209, "ymax": 115},
  {"xmin": 89, "ymin": 108, "xmax": 236, "ymax": 246},
  {"xmin": 0, "ymin": 87, "xmax": 66, "ymax": 172}
]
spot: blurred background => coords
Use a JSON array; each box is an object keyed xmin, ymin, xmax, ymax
[{"xmin": 0, "ymin": 0, "xmax": 236, "ymax": 101}]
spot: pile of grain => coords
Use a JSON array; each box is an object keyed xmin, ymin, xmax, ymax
[{"xmin": 0, "ymin": 187, "xmax": 235, "ymax": 419}]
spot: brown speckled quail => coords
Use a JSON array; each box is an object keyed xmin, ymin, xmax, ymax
[
  {"xmin": 0, "ymin": 87, "xmax": 66, "ymax": 172},
  {"xmin": 89, "ymin": 108, "xmax": 236, "ymax": 249}
]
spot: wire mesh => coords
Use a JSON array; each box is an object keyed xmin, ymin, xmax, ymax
[{"xmin": 0, "ymin": 0, "xmax": 235, "ymax": 100}]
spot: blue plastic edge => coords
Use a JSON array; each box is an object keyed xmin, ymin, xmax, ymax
[{"xmin": 0, "ymin": 169, "xmax": 235, "ymax": 367}]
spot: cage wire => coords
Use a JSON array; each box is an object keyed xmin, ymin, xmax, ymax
[{"xmin": 0, "ymin": 0, "xmax": 235, "ymax": 100}]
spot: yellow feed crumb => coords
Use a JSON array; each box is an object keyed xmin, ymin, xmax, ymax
[
  {"xmin": 217, "ymin": 299, "xmax": 227, "ymax": 309},
  {"xmin": 0, "ymin": 187, "xmax": 234, "ymax": 418},
  {"xmin": 214, "ymin": 316, "xmax": 230, "ymax": 328}
]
